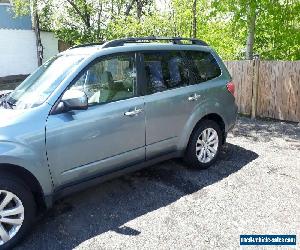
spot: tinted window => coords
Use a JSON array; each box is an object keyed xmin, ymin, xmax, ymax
[
  {"xmin": 184, "ymin": 51, "xmax": 221, "ymax": 84},
  {"xmin": 143, "ymin": 51, "xmax": 189, "ymax": 94},
  {"xmin": 70, "ymin": 54, "xmax": 136, "ymax": 105}
]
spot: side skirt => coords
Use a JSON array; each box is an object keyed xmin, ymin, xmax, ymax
[{"xmin": 45, "ymin": 151, "xmax": 182, "ymax": 208}]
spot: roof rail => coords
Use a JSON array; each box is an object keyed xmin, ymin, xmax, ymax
[
  {"xmin": 69, "ymin": 42, "xmax": 104, "ymax": 50},
  {"xmin": 102, "ymin": 36, "xmax": 209, "ymax": 49}
]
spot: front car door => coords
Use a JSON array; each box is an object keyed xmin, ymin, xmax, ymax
[{"xmin": 46, "ymin": 53, "xmax": 146, "ymax": 187}]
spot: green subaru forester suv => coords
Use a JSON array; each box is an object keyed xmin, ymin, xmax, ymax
[{"xmin": 0, "ymin": 37, "xmax": 237, "ymax": 248}]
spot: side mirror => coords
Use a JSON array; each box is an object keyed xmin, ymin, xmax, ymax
[{"xmin": 53, "ymin": 89, "xmax": 88, "ymax": 114}]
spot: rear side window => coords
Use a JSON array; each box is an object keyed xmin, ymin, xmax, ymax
[
  {"xmin": 184, "ymin": 51, "xmax": 221, "ymax": 84},
  {"xmin": 143, "ymin": 51, "xmax": 189, "ymax": 94},
  {"xmin": 143, "ymin": 50, "xmax": 221, "ymax": 94}
]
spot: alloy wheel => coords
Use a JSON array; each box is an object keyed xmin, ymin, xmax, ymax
[
  {"xmin": 196, "ymin": 128, "xmax": 219, "ymax": 163},
  {"xmin": 0, "ymin": 190, "xmax": 24, "ymax": 246}
]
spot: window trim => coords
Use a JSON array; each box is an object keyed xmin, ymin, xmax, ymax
[
  {"xmin": 137, "ymin": 52, "xmax": 147, "ymax": 96},
  {"xmin": 55, "ymin": 52, "xmax": 140, "ymax": 110}
]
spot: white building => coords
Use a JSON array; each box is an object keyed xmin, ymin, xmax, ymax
[{"xmin": 0, "ymin": 0, "xmax": 59, "ymax": 81}]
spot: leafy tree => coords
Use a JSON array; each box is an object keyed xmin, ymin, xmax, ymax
[
  {"xmin": 13, "ymin": 0, "xmax": 155, "ymax": 44},
  {"xmin": 12, "ymin": 0, "xmax": 299, "ymax": 60},
  {"xmin": 211, "ymin": 0, "xmax": 300, "ymax": 60}
]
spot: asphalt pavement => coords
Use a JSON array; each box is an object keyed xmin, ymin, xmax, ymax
[{"xmin": 16, "ymin": 116, "xmax": 300, "ymax": 250}]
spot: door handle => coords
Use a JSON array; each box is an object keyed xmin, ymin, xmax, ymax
[
  {"xmin": 124, "ymin": 107, "xmax": 143, "ymax": 116},
  {"xmin": 188, "ymin": 93, "xmax": 201, "ymax": 101}
]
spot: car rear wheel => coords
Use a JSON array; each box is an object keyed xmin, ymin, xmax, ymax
[
  {"xmin": 0, "ymin": 174, "xmax": 36, "ymax": 249},
  {"xmin": 184, "ymin": 120, "xmax": 223, "ymax": 169}
]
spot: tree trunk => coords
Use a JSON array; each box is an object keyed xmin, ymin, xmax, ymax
[
  {"xmin": 245, "ymin": 10, "xmax": 257, "ymax": 60},
  {"xmin": 96, "ymin": 1, "xmax": 103, "ymax": 40},
  {"xmin": 66, "ymin": 0, "xmax": 91, "ymax": 29},
  {"xmin": 32, "ymin": 1, "xmax": 43, "ymax": 66},
  {"xmin": 136, "ymin": 0, "xmax": 142, "ymax": 21},
  {"xmin": 172, "ymin": 8, "xmax": 177, "ymax": 36},
  {"xmin": 192, "ymin": 0, "xmax": 197, "ymax": 38},
  {"xmin": 125, "ymin": 0, "xmax": 135, "ymax": 16}
]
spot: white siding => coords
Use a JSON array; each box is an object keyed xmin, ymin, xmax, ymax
[
  {"xmin": 40, "ymin": 31, "xmax": 58, "ymax": 63},
  {"xmin": 0, "ymin": 29, "xmax": 38, "ymax": 77}
]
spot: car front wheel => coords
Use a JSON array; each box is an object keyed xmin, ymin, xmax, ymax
[{"xmin": 0, "ymin": 174, "xmax": 36, "ymax": 249}]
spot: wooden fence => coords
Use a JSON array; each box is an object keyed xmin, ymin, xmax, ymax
[{"xmin": 225, "ymin": 60, "xmax": 300, "ymax": 123}]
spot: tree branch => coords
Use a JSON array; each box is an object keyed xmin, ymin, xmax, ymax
[
  {"xmin": 66, "ymin": 0, "xmax": 91, "ymax": 28},
  {"xmin": 125, "ymin": 0, "xmax": 135, "ymax": 16}
]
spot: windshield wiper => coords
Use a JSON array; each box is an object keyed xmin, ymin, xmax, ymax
[
  {"xmin": 6, "ymin": 99, "xmax": 16, "ymax": 108},
  {"xmin": 0, "ymin": 96, "xmax": 16, "ymax": 109}
]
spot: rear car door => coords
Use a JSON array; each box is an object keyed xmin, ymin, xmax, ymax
[
  {"xmin": 46, "ymin": 53, "xmax": 146, "ymax": 187},
  {"xmin": 141, "ymin": 50, "xmax": 222, "ymax": 159}
]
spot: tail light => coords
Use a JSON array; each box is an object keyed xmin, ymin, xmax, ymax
[{"xmin": 226, "ymin": 81, "xmax": 235, "ymax": 96}]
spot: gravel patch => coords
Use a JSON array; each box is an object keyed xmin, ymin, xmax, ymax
[{"xmin": 16, "ymin": 116, "xmax": 300, "ymax": 250}]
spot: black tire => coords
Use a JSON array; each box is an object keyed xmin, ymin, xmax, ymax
[
  {"xmin": 0, "ymin": 173, "xmax": 36, "ymax": 250},
  {"xmin": 184, "ymin": 120, "xmax": 223, "ymax": 169}
]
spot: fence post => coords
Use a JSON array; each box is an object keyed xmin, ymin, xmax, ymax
[{"xmin": 251, "ymin": 57, "xmax": 260, "ymax": 119}]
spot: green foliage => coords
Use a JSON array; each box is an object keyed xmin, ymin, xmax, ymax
[
  {"xmin": 106, "ymin": 14, "xmax": 174, "ymax": 39},
  {"xmin": 254, "ymin": 0, "xmax": 300, "ymax": 60},
  {"xmin": 12, "ymin": 0, "xmax": 300, "ymax": 60},
  {"xmin": 210, "ymin": 0, "xmax": 300, "ymax": 60},
  {"xmin": 12, "ymin": 0, "xmax": 31, "ymax": 16}
]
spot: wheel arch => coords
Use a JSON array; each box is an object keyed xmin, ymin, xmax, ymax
[
  {"xmin": 177, "ymin": 112, "xmax": 227, "ymax": 152},
  {"xmin": 196, "ymin": 113, "xmax": 226, "ymax": 144},
  {"xmin": 0, "ymin": 163, "xmax": 47, "ymax": 213}
]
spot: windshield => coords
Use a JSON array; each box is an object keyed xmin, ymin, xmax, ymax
[{"xmin": 4, "ymin": 55, "xmax": 84, "ymax": 110}]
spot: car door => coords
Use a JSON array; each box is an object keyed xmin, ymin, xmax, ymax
[
  {"xmin": 141, "ymin": 50, "xmax": 222, "ymax": 159},
  {"xmin": 46, "ymin": 53, "xmax": 146, "ymax": 187}
]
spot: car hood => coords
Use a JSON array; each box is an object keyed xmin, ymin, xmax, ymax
[{"xmin": 0, "ymin": 108, "xmax": 27, "ymax": 128}]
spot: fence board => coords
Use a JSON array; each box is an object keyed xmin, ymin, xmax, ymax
[
  {"xmin": 225, "ymin": 60, "xmax": 300, "ymax": 123},
  {"xmin": 224, "ymin": 61, "xmax": 253, "ymax": 115},
  {"xmin": 257, "ymin": 61, "xmax": 300, "ymax": 122}
]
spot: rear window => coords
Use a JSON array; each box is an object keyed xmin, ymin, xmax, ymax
[
  {"xmin": 143, "ymin": 50, "xmax": 221, "ymax": 94},
  {"xmin": 184, "ymin": 50, "xmax": 221, "ymax": 84}
]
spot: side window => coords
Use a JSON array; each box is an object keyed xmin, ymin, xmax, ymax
[
  {"xmin": 70, "ymin": 54, "xmax": 136, "ymax": 105},
  {"xmin": 143, "ymin": 51, "xmax": 189, "ymax": 94},
  {"xmin": 184, "ymin": 51, "xmax": 221, "ymax": 84}
]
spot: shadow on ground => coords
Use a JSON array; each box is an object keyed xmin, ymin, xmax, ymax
[
  {"xmin": 231, "ymin": 116, "xmax": 300, "ymax": 142},
  {"xmin": 17, "ymin": 143, "xmax": 258, "ymax": 250}
]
